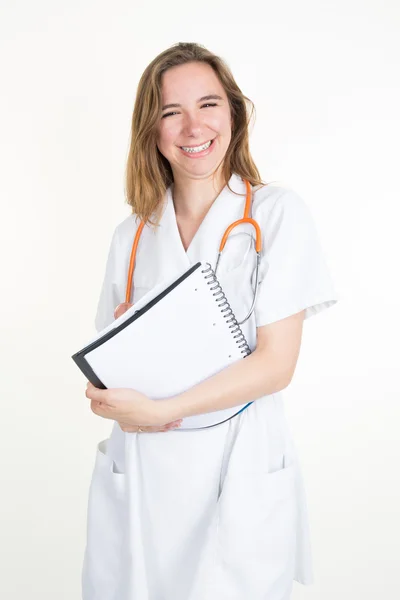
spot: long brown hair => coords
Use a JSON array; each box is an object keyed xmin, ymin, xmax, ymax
[{"xmin": 125, "ymin": 42, "xmax": 269, "ymax": 226}]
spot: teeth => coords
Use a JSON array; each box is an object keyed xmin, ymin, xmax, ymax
[{"xmin": 181, "ymin": 140, "xmax": 212, "ymax": 153}]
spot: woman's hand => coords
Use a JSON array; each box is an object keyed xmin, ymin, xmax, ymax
[
  {"xmin": 117, "ymin": 420, "xmax": 183, "ymax": 433},
  {"xmin": 85, "ymin": 381, "xmax": 178, "ymax": 427}
]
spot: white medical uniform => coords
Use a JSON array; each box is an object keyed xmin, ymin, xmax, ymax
[{"xmin": 82, "ymin": 173, "xmax": 338, "ymax": 600}]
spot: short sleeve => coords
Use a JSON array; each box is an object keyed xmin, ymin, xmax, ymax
[
  {"xmin": 94, "ymin": 227, "xmax": 121, "ymax": 332},
  {"xmin": 254, "ymin": 189, "xmax": 338, "ymax": 327}
]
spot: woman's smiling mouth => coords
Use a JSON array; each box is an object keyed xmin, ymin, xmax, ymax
[{"xmin": 179, "ymin": 138, "xmax": 215, "ymax": 157}]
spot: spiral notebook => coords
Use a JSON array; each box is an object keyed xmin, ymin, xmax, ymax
[{"xmin": 72, "ymin": 261, "xmax": 253, "ymax": 430}]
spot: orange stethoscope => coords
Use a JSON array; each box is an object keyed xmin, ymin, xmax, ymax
[{"xmin": 114, "ymin": 178, "xmax": 262, "ymax": 324}]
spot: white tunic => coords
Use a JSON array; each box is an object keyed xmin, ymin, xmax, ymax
[{"xmin": 82, "ymin": 173, "xmax": 338, "ymax": 600}]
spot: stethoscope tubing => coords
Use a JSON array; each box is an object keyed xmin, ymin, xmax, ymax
[{"xmin": 114, "ymin": 176, "xmax": 262, "ymax": 323}]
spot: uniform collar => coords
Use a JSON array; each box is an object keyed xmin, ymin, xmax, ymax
[{"xmin": 160, "ymin": 172, "xmax": 248, "ymax": 266}]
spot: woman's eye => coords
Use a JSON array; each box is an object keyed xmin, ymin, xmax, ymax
[{"xmin": 161, "ymin": 103, "xmax": 218, "ymax": 119}]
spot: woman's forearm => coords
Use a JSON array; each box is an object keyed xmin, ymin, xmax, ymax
[{"xmin": 162, "ymin": 347, "xmax": 290, "ymax": 421}]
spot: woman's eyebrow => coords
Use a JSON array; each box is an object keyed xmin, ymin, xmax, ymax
[{"xmin": 161, "ymin": 94, "xmax": 223, "ymax": 111}]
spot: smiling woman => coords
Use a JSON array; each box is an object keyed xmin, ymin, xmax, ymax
[
  {"xmin": 161, "ymin": 94, "xmax": 222, "ymax": 155},
  {"xmin": 82, "ymin": 42, "xmax": 338, "ymax": 600},
  {"xmin": 156, "ymin": 62, "xmax": 233, "ymax": 183}
]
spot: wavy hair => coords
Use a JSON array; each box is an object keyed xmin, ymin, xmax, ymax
[{"xmin": 125, "ymin": 42, "xmax": 269, "ymax": 226}]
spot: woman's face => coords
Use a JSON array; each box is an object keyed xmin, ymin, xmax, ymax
[{"xmin": 156, "ymin": 61, "xmax": 232, "ymax": 181}]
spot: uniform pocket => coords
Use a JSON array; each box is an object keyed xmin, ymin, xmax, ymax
[
  {"xmin": 213, "ymin": 460, "xmax": 296, "ymax": 599},
  {"xmin": 96, "ymin": 438, "xmax": 126, "ymax": 480},
  {"xmin": 82, "ymin": 438, "xmax": 127, "ymax": 600},
  {"xmin": 132, "ymin": 269, "xmax": 158, "ymax": 304},
  {"xmin": 217, "ymin": 231, "xmax": 255, "ymax": 276}
]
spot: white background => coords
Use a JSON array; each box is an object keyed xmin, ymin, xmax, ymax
[{"xmin": 0, "ymin": 1, "xmax": 399, "ymax": 598}]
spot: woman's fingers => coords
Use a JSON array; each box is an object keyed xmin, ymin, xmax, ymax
[
  {"xmin": 145, "ymin": 420, "xmax": 183, "ymax": 432},
  {"xmin": 118, "ymin": 420, "xmax": 182, "ymax": 433},
  {"xmin": 164, "ymin": 420, "xmax": 183, "ymax": 429}
]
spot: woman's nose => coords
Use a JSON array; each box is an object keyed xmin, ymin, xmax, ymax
[{"xmin": 181, "ymin": 112, "xmax": 202, "ymax": 134}]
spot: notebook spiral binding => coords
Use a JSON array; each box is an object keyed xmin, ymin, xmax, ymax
[{"xmin": 201, "ymin": 262, "xmax": 251, "ymax": 357}]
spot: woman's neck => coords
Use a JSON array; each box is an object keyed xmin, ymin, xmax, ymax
[{"xmin": 171, "ymin": 170, "xmax": 227, "ymax": 221}]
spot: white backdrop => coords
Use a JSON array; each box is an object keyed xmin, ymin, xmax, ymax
[{"xmin": 1, "ymin": 1, "xmax": 399, "ymax": 599}]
